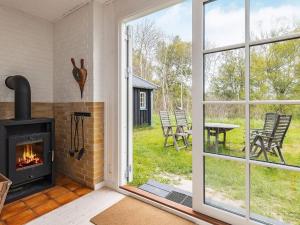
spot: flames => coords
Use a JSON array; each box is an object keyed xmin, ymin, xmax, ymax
[{"xmin": 17, "ymin": 144, "xmax": 43, "ymax": 169}]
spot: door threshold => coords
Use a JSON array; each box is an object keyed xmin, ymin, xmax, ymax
[{"xmin": 120, "ymin": 185, "xmax": 229, "ymax": 225}]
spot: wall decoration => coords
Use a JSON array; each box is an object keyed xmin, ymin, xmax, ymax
[{"xmin": 71, "ymin": 58, "xmax": 87, "ymax": 99}]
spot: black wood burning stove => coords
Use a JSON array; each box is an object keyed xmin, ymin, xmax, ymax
[{"xmin": 0, "ymin": 75, "xmax": 55, "ymax": 202}]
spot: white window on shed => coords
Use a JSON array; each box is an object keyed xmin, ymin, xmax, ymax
[{"xmin": 140, "ymin": 92, "xmax": 146, "ymax": 110}]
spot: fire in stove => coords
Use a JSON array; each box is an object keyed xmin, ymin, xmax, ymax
[{"xmin": 17, "ymin": 144, "xmax": 43, "ymax": 169}]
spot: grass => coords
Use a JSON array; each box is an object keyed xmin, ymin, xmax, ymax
[
  {"xmin": 131, "ymin": 114, "xmax": 192, "ymax": 186},
  {"xmin": 132, "ymin": 114, "xmax": 300, "ymax": 225}
]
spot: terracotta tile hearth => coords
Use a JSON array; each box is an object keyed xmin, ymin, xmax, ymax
[{"xmin": 0, "ymin": 174, "xmax": 92, "ymax": 225}]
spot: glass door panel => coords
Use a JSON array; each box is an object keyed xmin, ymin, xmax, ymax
[
  {"xmin": 16, "ymin": 140, "xmax": 44, "ymax": 170},
  {"xmin": 204, "ymin": 0, "xmax": 245, "ymax": 50},
  {"xmin": 250, "ymin": 0, "xmax": 300, "ymax": 41},
  {"xmin": 250, "ymin": 39, "xmax": 300, "ymax": 101},
  {"xmin": 250, "ymin": 104, "xmax": 300, "ymax": 167},
  {"xmin": 204, "ymin": 104, "xmax": 245, "ymax": 158},
  {"xmin": 205, "ymin": 157, "xmax": 246, "ymax": 216},
  {"xmin": 250, "ymin": 165, "xmax": 300, "ymax": 225},
  {"xmin": 204, "ymin": 48, "xmax": 245, "ymax": 101}
]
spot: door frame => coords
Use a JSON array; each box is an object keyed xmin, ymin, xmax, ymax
[
  {"xmin": 118, "ymin": 0, "xmax": 183, "ymax": 187},
  {"xmin": 126, "ymin": 25, "xmax": 134, "ymax": 183}
]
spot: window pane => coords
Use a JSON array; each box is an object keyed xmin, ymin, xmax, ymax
[
  {"xmin": 250, "ymin": 39, "xmax": 300, "ymax": 100},
  {"xmin": 205, "ymin": 157, "xmax": 246, "ymax": 216},
  {"xmin": 204, "ymin": 0, "xmax": 245, "ymax": 49},
  {"xmin": 205, "ymin": 48, "xmax": 245, "ymax": 101},
  {"xmin": 250, "ymin": 104, "xmax": 300, "ymax": 167},
  {"xmin": 204, "ymin": 104, "xmax": 245, "ymax": 158},
  {"xmin": 250, "ymin": 0, "xmax": 300, "ymax": 41},
  {"xmin": 140, "ymin": 92, "xmax": 147, "ymax": 109},
  {"xmin": 250, "ymin": 165, "xmax": 300, "ymax": 225}
]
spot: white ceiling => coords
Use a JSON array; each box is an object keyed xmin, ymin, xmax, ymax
[{"xmin": 0, "ymin": 0, "xmax": 107, "ymax": 22}]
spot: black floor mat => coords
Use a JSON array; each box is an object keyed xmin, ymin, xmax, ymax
[
  {"xmin": 182, "ymin": 196, "xmax": 192, "ymax": 208},
  {"xmin": 139, "ymin": 180, "xmax": 193, "ymax": 208},
  {"xmin": 166, "ymin": 191, "xmax": 193, "ymax": 208}
]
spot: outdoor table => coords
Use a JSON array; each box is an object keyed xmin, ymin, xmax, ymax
[{"xmin": 205, "ymin": 123, "xmax": 240, "ymax": 151}]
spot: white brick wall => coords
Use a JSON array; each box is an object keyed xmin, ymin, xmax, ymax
[
  {"xmin": 0, "ymin": 6, "xmax": 54, "ymax": 102},
  {"xmin": 54, "ymin": 3, "xmax": 94, "ymax": 102},
  {"xmin": 0, "ymin": 2, "xmax": 104, "ymax": 103}
]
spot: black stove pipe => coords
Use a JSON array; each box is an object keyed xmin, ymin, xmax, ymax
[{"xmin": 5, "ymin": 75, "xmax": 31, "ymax": 120}]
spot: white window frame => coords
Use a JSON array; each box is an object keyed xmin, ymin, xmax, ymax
[
  {"xmin": 140, "ymin": 91, "xmax": 147, "ymax": 110},
  {"xmin": 193, "ymin": 0, "xmax": 300, "ymax": 224}
]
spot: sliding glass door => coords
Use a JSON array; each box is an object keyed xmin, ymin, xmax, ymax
[{"xmin": 193, "ymin": 0, "xmax": 300, "ymax": 224}]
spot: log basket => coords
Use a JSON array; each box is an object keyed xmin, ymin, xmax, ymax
[{"xmin": 0, "ymin": 174, "xmax": 11, "ymax": 214}]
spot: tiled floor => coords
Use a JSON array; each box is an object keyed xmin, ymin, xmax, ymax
[{"xmin": 0, "ymin": 175, "xmax": 92, "ymax": 225}]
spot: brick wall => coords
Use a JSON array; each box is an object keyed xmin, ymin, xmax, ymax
[
  {"xmin": 0, "ymin": 101, "xmax": 104, "ymax": 188},
  {"xmin": 54, "ymin": 102, "xmax": 104, "ymax": 188},
  {"xmin": 0, "ymin": 102, "xmax": 54, "ymax": 119}
]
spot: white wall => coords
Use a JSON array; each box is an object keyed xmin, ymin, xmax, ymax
[
  {"xmin": 53, "ymin": 3, "xmax": 94, "ymax": 102},
  {"xmin": 93, "ymin": 1, "xmax": 105, "ymax": 102},
  {"xmin": 0, "ymin": 5, "xmax": 54, "ymax": 102},
  {"xmin": 53, "ymin": 0, "xmax": 106, "ymax": 103},
  {"xmin": 102, "ymin": 1, "xmax": 117, "ymax": 186},
  {"xmin": 0, "ymin": 1, "xmax": 104, "ymax": 104}
]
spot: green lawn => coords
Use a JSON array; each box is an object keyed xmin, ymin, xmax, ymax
[
  {"xmin": 132, "ymin": 114, "xmax": 300, "ymax": 225},
  {"xmin": 132, "ymin": 114, "xmax": 192, "ymax": 186}
]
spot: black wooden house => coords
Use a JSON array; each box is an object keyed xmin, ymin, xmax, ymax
[{"xmin": 133, "ymin": 75, "xmax": 158, "ymax": 126}]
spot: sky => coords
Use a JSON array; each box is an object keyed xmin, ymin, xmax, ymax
[
  {"xmin": 206, "ymin": 0, "xmax": 300, "ymax": 48},
  {"xmin": 129, "ymin": 0, "xmax": 192, "ymax": 41},
  {"xmin": 129, "ymin": 0, "xmax": 300, "ymax": 45}
]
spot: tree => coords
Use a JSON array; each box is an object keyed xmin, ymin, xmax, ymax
[
  {"xmin": 155, "ymin": 36, "xmax": 192, "ymax": 112},
  {"xmin": 209, "ymin": 34, "xmax": 300, "ymax": 104},
  {"xmin": 132, "ymin": 19, "xmax": 162, "ymax": 81},
  {"xmin": 251, "ymin": 39, "xmax": 300, "ymax": 100},
  {"xmin": 208, "ymin": 50, "xmax": 245, "ymax": 101},
  {"xmin": 131, "ymin": 20, "xmax": 192, "ymax": 114}
]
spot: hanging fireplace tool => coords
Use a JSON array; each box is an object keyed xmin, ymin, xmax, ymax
[{"xmin": 69, "ymin": 112, "xmax": 91, "ymax": 160}]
